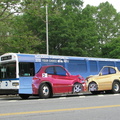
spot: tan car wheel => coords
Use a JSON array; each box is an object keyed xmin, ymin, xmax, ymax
[
  {"xmin": 88, "ymin": 82, "xmax": 98, "ymax": 91},
  {"xmin": 112, "ymin": 81, "xmax": 120, "ymax": 94},
  {"xmin": 88, "ymin": 82, "xmax": 101, "ymax": 94}
]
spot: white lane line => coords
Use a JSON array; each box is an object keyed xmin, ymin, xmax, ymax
[
  {"xmin": 37, "ymin": 99, "xmax": 46, "ymax": 101},
  {"xmin": 79, "ymin": 96, "xmax": 86, "ymax": 98},
  {"xmin": 98, "ymin": 95, "xmax": 104, "ymax": 97},
  {"xmin": 8, "ymin": 100, "xmax": 18, "ymax": 102},
  {"xmin": 113, "ymin": 94, "xmax": 120, "ymax": 96},
  {"xmin": 59, "ymin": 97, "xmax": 67, "ymax": 99}
]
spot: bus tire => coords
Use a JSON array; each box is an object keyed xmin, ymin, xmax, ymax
[
  {"xmin": 39, "ymin": 83, "xmax": 51, "ymax": 99},
  {"xmin": 111, "ymin": 81, "xmax": 120, "ymax": 94},
  {"xmin": 19, "ymin": 94, "xmax": 30, "ymax": 99}
]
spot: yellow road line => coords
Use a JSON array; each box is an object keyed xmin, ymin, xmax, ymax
[{"xmin": 0, "ymin": 104, "xmax": 120, "ymax": 116}]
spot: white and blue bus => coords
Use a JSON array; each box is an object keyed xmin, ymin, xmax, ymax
[{"xmin": 0, "ymin": 53, "xmax": 120, "ymax": 98}]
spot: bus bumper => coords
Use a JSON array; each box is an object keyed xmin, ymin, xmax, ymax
[{"xmin": 0, "ymin": 89, "xmax": 18, "ymax": 95}]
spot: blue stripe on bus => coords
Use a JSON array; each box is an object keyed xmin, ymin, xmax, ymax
[{"xmin": 0, "ymin": 78, "xmax": 19, "ymax": 81}]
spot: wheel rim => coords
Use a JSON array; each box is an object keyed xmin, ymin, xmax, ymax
[
  {"xmin": 89, "ymin": 83, "xmax": 97, "ymax": 91},
  {"xmin": 74, "ymin": 84, "xmax": 82, "ymax": 93},
  {"xmin": 114, "ymin": 83, "xmax": 119, "ymax": 92},
  {"xmin": 42, "ymin": 86, "xmax": 49, "ymax": 96}
]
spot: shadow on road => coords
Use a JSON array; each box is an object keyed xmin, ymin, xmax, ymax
[{"xmin": 0, "ymin": 92, "xmax": 118, "ymax": 101}]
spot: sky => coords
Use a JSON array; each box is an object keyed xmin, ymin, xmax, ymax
[{"xmin": 83, "ymin": 0, "xmax": 120, "ymax": 12}]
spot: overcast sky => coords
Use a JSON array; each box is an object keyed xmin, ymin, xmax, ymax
[{"xmin": 83, "ymin": 0, "xmax": 120, "ymax": 12}]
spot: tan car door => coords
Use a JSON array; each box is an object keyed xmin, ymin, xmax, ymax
[{"xmin": 96, "ymin": 67, "xmax": 116, "ymax": 90}]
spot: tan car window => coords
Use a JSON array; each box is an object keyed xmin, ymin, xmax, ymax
[
  {"xmin": 102, "ymin": 67, "xmax": 109, "ymax": 75},
  {"xmin": 102, "ymin": 67, "xmax": 116, "ymax": 75},
  {"xmin": 110, "ymin": 68, "xmax": 116, "ymax": 74}
]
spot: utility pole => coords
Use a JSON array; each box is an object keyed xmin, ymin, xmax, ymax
[{"xmin": 46, "ymin": 4, "xmax": 49, "ymax": 55}]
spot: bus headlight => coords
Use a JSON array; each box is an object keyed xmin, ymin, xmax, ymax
[{"xmin": 12, "ymin": 82, "xmax": 19, "ymax": 86}]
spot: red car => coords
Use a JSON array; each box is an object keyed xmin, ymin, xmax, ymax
[{"xmin": 32, "ymin": 65, "xmax": 86, "ymax": 98}]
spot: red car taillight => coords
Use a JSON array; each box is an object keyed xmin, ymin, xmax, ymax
[{"xmin": 33, "ymin": 76, "xmax": 40, "ymax": 81}]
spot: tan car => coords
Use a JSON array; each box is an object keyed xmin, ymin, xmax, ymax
[{"xmin": 86, "ymin": 66, "xmax": 120, "ymax": 94}]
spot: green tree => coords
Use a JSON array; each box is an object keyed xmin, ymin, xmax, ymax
[
  {"xmin": 95, "ymin": 2, "xmax": 120, "ymax": 44},
  {"xmin": 4, "ymin": 15, "xmax": 42, "ymax": 53},
  {"xmin": 48, "ymin": 0, "xmax": 84, "ymax": 55},
  {"xmin": 0, "ymin": 0, "xmax": 22, "ymax": 55},
  {"xmin": 18, "ymin": 0, "xmax": 84, "ymax": 55},
  {"xmin": 0, "ymin": 0, "xmax": 21, "ymax": 21},
  {"xmin": 61, "ymin": 5, "xmax": 99, "ymax": 57},
  {"xmin": 1, "ymin": 0, "xmax": 120, "ymax": 58},
  {"xmin": 93, "ymin": 2, "xmax": 120, "ymax": 58},
  {"xmin": 0, "ymin": 21, "xmax": 10, "ymax": 55},
  {"xmin": 101, "ymin": 37, "xmax": 120, "ymax": 58}
]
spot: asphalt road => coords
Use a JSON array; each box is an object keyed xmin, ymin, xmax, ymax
[{"xmin": 0, "ymin": 93, "xmax": 120, "ymax": 120}]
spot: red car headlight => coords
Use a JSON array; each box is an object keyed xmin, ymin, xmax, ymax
[{"xmin": 78, "ymin": 76, "xmax": 85, "ymax": 83}]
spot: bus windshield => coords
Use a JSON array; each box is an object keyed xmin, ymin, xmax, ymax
[{"xmin": 0, "ymin": 62, "xmax": 16, "ymax": 79}]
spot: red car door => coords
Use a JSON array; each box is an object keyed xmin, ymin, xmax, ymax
[
  {"xmin": 52, "ymin": 74, "xmax": 74, "ymax": 93},
  {"xmin": 52, "ymin": 66, "xmax": 74, "ymax": 93},
  {"xmin": 45, "ymin": 66, "xmax": 75, "ymax": 94}
]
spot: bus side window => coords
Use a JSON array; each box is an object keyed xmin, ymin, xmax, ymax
[
  {"xmin": 19, "ymin": 62, "xmax": 35, "ymax": 76},
  {"xmin": 20, "ymin": 69, "xmax": 25, "ymax": 76},
  {"xmin": 30, "ymin": 68, "xmax": 34, "ymax": 76}
]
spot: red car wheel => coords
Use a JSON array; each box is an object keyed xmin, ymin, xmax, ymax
[{"xmin": 39, "ymin": 83, "xmax": 52, "ymax": 99}]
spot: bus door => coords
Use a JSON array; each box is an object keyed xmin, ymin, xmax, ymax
[
  {"xmin": 0, "ymin": 62, "xmax": 18, "ymax": 90},
  {"xmin": 19, "ymin": 62, "xmax": 35, "ymax": 94}
]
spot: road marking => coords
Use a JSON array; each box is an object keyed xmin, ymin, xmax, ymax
[
  {"xmin": 59, "ymin": 97, "xmax": 66, "ymax": 99},
  {"xmin": 8, "ymin": 100, "xmax": 18, "ymax": 102},
  {"xmin": 113, "ymin": 94, "xmax": 119, "ymax": 96},
  {"xmin": 79, "ymin": 96, "xmax": 85, "ymax": 98},
  {"xmin": 0, "ymin": 104, "xmax": 120, "ymax": 116},
  {"xmin": 98, "ymin": 95, "xmax": 104, "ymax": 97},
  {"xmin": 0, "ymin": 94, "xmax": 120, "ymax": 103}
]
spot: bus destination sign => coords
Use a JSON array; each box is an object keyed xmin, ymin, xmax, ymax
[{"xmin": 1, "ymin": 55, "xmax": 12, "ymax": 61}]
